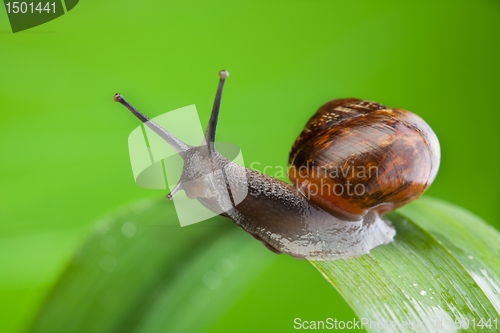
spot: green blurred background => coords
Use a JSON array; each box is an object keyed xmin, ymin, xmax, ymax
[{"xmin": 1, "ymin": 0, "xmax": 499, "ymax": 332}]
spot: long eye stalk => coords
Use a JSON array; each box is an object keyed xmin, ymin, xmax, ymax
[
  {"xmin": 113, "ymin": 93, "xmax": 190, "ymax": 153},
  {"xmin": 115, "ymin": 70, "xmax": 229, "ymax": 201},
  {"xmin": 205, "ymin": 70, "xmax": 229, "ymax": 154}
]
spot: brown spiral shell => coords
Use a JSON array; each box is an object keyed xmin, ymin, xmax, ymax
[{"xmin": 288, "ymin": 98, "xmax": 440, "ymax": 220}]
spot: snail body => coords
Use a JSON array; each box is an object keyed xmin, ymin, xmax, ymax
[{"xmin": 115, "ymin": 71, "xmax": 440, "ymax": 260}]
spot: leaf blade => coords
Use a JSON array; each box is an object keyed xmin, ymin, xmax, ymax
[
  {"xmin": 311, "ymin": 198, "xmax": 500, "ymax": 332},
  {"xmin": 29, "ymin": 200, "xmax": 276, "ymax": 333}
]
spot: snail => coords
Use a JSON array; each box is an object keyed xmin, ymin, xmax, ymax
[{"xmin": 114, "ymin": 70, "xmax": 440, "ymax": 260}]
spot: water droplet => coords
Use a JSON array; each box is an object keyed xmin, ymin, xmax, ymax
[
  {"xmin": 203, "ymin": 271, "xmax": 221, "ymax": 290},
  {"xmin": 413, "ymin": 283, "xmax": 418, "ymax": 287},
  {"xmin": 132, "ymin": 199, "xmax": 153, "ymax": 213},
  {"xmin": 101, "ymin": 236, "xmax": 116, "ymax": 251},
  {"xmin": 468, "ymin": 255, "xmax": 474, "ymax": 260},
  {"xmin": 216, "ymin": 258, "xmax": 234, "ymax": 275},
  {"xmin": 100, "ymin": 255, "xmax": 116, "ymax": 272},
  {"xmin": 420, "ymin": 290, "xmax": 427, "ymax": 296},
  {"xmin": 122, "ymin": 222, "xmax": 136, "ymax": 238},
  {"xmin": 95, "ymin": 219, "xmax": 111, "ymax": 234}
]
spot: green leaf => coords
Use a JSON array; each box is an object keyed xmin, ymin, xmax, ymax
[
  {"xmin": 311, "ymin": 197, "xmax": 500, "ymax": 332},
  {"xmin": 30, "ymin": 197, "xmax": 500, "ymax": 333},
  {"xmin": 28, "ymin": 199, "xmax": 277, "ymax": 333}
]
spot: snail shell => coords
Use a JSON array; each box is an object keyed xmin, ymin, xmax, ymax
[{"xmin": 288, "ymin": 98, "xmax": 440, "ymax": 221}]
